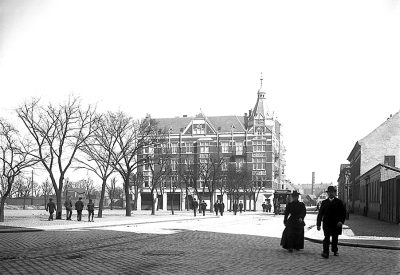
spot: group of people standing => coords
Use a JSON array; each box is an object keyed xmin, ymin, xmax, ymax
[
  {"xmin": 213, "ymin": 200, "xmax": 225, "ymax": 216},
  {"xmin": 262, "ymin": 201, "xmax": 272, "ymax": 212},
  {"xmin": 46, "ymin": 197, "xmax": 95, "ymax": 222},
  {"xmin": 280, "ymin": 186, "xmax": 346, "ymax": 259}
]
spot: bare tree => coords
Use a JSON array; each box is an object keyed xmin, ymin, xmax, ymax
[
  {"xmin": 147, "ymin": 142, "xmax": 171, "ymax": 215},
  {"xmin": 75, "ymin": 113, "xmax": 117, "ymax": 218},
  {"xmin": 40, "ymin": 179, "xmax": 54, "ymax": 210},
  {"xmin": 0, "ymin": 119, "xmax": 38, "ymax": 222},
  {"xmin": 106, "ymin": 177, "xmax": 121, "ymax": 210},
  {"xmin": 17, "ymin": 96, "xmax": 98, "ymax": 219},
  {"xmin": 109, "ymin": 112, "xmax": 159, "ymax": 217}
]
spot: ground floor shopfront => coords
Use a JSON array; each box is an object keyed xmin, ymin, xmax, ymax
[{"xmin": 134, "ymin": 189, "xmax": 277, "ymax": 212}]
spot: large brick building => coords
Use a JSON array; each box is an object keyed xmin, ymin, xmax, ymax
[{"xmin": 136, "ymin": 77, "xmax": 286, "ymax": 211}]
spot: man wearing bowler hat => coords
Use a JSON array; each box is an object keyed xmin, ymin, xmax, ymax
[{"xmin": 317, "ymin": 186, "xmax": 346, "ymax": 258}]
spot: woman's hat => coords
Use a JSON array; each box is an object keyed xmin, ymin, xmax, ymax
[{"xmin": 326, "ymin": 186, "xmax": 337, "ymax": 192}]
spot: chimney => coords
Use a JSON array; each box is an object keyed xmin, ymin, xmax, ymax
[
  {"xmin": 312, "ymin": 172, "xmax": 315, "ymax": 195},
  {"xmin": 183, "ymin": 115, "xmax": 187, "ymax": 117}
]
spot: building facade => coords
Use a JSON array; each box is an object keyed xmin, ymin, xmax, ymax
[
  {"xmin": 346, "ymin": 110, "xmax": 400, "ymax": 222},
  {"xmin": 136, "ymin": 78, "xmax": 286, "ymax": 211}
]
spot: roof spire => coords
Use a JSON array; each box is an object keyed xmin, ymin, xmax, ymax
[{"xmin": 260, "ymin": 72, "xmax": 263, "ymax": 88}]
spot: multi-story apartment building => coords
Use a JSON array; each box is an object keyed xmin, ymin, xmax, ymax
[{"xmin": 136, "ymin": 78, "xmax": 286, "ymax": 212}]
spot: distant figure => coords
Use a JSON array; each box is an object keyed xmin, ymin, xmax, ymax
[
  {"xmin": 239, "ymin": 201, "xmax": 244, "ymax": 213},
  {"xmin": 64, "ymin": 197, "xmax": 72, "ymax": 220},
  {"xmin": 317, "ymin": 186, "xmax": 346, "ymax": 259},
  {"xmin": 266, "ymin": 201, "xmax": 272, "ymax": 213},
  {"xmin": 192, "ymin": 198, "xmax": 199, "ymax": 217},
  {"xmin": 75, "ymin": 197, "xmax": 84, "ymax": 221},
  {"xmin": 262, "ymin": 202, "xmax": 266, "ymax": 212},
  {"xmin": 219, "ymin": 201, "xmax": 225, "ymax": 216},
  {"xmin": 280, "ymin": 191, "xmax": 306, "ymax": 252},
  {"xmin": 214, "ymin": 201, "xmax": 220, "ymax": 216},
  {"xmin": 233, "ymin": 202, "xmax": 238, "ymax": 215},
  {"xmin": 316, "ymin": 202, "xmax": 320, "ymax": 211},
  {"xmin": 87, "ymin": 199, "xmax": 95, "ymax": 222},
  {"xmin": 47, "ymin": 198, "xmax": 56, "ymax": 221},
  {"xmin": 200, "ymin": 200, "xmax": 207, "ymax": 216}
]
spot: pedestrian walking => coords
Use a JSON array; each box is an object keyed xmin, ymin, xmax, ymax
[
  {"xmin": 75, "ymin": 197, "xmax": 84, "ymax": 221},
  {"xmin": 64, "ymin": 197, "xmax": 72, "ymax": 220},
  {"xmin": 262, "ymin": 202, "xmax": 266, "ymax": 212},
  {"xmin": 192, "ymin": 198, "xmax": 199, "ymax": 217},
  {"xmin": 87, "ymin": 199, "xmax": 95, "ymax": 222},
  {"xmin": 47, "ymin": 198, "xmax": 56, "ymax": 221},
  {"xmin": 219, "ymin": 200, "xmax": 225, "ymax": 216},
  {"xmin": 233, "ymin": 201, "xmax": 238, "ymax": 215},
  {"xmin": 200, "ymin": 200, "xmax": 207, "ymax": 216},
  {"xmin": 214, "ymin": 201, "xmax": 220, "ymax": 216},
  {"xmin": 317, "ymin": 186, "xmax": 346, "ymax": 259},
  {"xmin": 239, "ymin": 201, "xmax": 243, "ymax": 213},
  {"xmin": 280, "ymin": 191, "xmax": 306, "ymax": 252}
]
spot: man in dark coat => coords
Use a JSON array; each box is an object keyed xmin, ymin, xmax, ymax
[
  {"xmin": 192, "ymin": 198, "xmax": 199, "ymax": 217},
  {"xmin": 214, "ymin": 201, "xmax": 219, "ymax": 216},
  {"xmin": 219, "ymin": 200, "xmax": 225, "ymax": 216},
  {"xmin": 317, "ymin": 186, "xmax": 346, "ymax": 258},
  {"xmin": 200, "ymin": 200, "xmax": 207, "ymax": 216},
  {"xmin": 75, "ymin": 197, "xmax": 84, "ymax": 221},
  {"xmin": 64, "ymin": 197, "xmax": 72, "ymax": 220},
  {"xmin": 47, "ymin": 198, "xmax": 56, "ymax": 221},
  {"xmin": 280, "ymin": 191, "xmax": 306, "ymax": 252},
  {"xmin": 239, "ymin": 201, "xmax": 244, "ymax": 213}
]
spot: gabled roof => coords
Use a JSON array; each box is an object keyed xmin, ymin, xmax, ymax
[{"xmin": 154, "ymin": 115, "xmax": 246, "ymax": 135}]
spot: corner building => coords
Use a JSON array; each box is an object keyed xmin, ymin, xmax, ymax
[{"xmin": 137, "ymin": 78, "xmax": 286, "ymax": 211}]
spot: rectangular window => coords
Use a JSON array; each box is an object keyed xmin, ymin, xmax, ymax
[
  {"xmin": 236, "ymin": 142, "xmax": 243, "ymax": 155},
  {"xmin": 171, "ymin": 159, "xmax": 177, "ymax": 171},
  {"xmin": 171, "ymin": 143, "xmax": 178, "ymax": 154},
  {"xmin": 221, "ymin": 142, "xmax": 229, "ymax": 153},
  {"xmin": 253, "ymin": 140, "xmax": 266, "ymax": 152},
  {"xmin": 384, "ymin": 155, "xmax": 395, "ymax": 167},
  {"xmin": 252, "ymin": 158, "xmax": 266, "ymax": 170},
  {"xmin": 200, "ymin": 142, "xmax": 209, "ymax": 153}
]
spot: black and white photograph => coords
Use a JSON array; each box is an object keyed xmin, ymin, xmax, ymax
[{"xmin": 0, "ymin": 0, "xmax": 399, "ymax": 274}]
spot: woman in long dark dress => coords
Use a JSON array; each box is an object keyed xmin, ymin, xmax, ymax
[{"xmin": 280, "ymin": 190, "xmax": 306, "ymax": 252}]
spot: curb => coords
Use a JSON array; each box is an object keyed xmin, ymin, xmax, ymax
[
  {"xmin": 304, "ymin": 236, "xmax": 400, "ymax": 250},
  {"xmin": 0, "ymin": 215, "xmax": 219, "ymax": 233}
]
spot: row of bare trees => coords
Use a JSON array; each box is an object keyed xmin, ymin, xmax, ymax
[{"xmin": 0, "ymin": 96, "xmax": 160, "ymax": 221}]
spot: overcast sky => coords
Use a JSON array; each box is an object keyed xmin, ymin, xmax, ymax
[{"xmin": 1, "ymin": 0, "xmax": 399, "ymax": 185}]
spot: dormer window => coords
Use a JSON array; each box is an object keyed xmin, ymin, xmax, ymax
[{"xmin": 193, "ymin": 124, "xmax": 205, "ymax": 134}]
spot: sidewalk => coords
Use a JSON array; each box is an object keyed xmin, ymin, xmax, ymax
[
  {"xmin": 1, "ymin": 209, "xmax": 399, "ymax": 250},
  {"xmin": 304, "ymin": 212, "xmax": 400, "ymax": 250}
]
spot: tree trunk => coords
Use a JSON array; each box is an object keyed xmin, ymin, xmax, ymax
[
  {"xmin": 151, "ymin": 190, "xmax": 156, "ymax": 215},
  {"xmin": 133, "ymin": 185, "xmax": 139, "ymax": 211},
  {"xmin": 209, "ymin": 192, "xmax": 213, "ymax": 213},
  {"xmin": 98, "ymin": 178, "xmax": 106, "ymax": 218},
  {"xmin": 124, "ymin": 177, "xmax": 131, "ymax": 216},
  {"xmin": 0, "ymin": 197, "xmax": 6, "ymax": 222},
  {"xmin": 55, "ymin": 189, "xmax": 62, "ymax": 219},
  {"xmin": 23, "ymin": 196, "xmax": 26, "ymax": 210},
  {"xmin": 170, "ymin": 188, "xmax": 175, "ymax": 215}
]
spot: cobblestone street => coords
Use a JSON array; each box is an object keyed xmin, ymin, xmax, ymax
[{"xmin": 0, "ymin": 212, "xmax": 399, "ymax": 274}]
